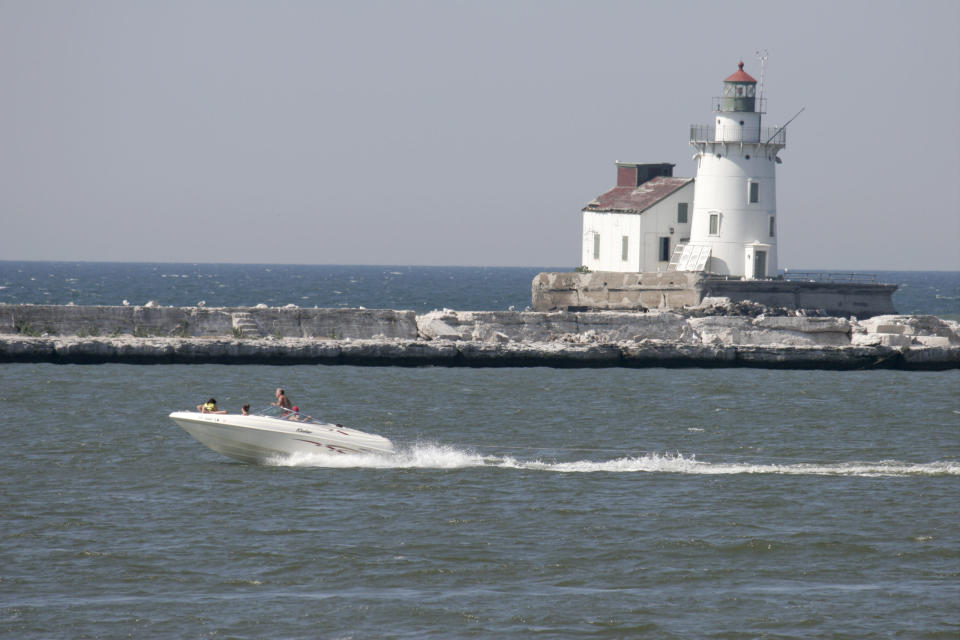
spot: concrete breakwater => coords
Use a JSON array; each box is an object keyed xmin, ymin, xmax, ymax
[
  {"xmin": 531, "ymin": 271, "xmax": 899, "ymax": 318},
  {"xmin": 1, "ymin": 304, "xmax": 957, "ymax": 369}
]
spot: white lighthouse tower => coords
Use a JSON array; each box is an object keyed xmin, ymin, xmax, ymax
[{"xmin": 683, "ymin": 62, "xmax": 786, "ymax": 279}]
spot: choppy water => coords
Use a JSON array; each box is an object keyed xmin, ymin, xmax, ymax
[
  {"xmin": 1, "ymin": 262, "xmax": 958, "ymax": 317},
  {"xmin": 1, "ymin": 263, "xmax": 958, "ymax": 636},
  {"xmin": 0, "ymin": 263, "xmax": 551, "ymax": 313},
  {"xmin": 2, "ymin": 364, "xmax": 958, "ymax": 638}
]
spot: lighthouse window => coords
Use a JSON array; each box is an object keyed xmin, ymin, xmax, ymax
[
  {"xmin": 621, "ymin": 236, "xmax": 629, "ymax": 261},
  {"xmin": 677, "ymin": 202, "xmax": 688, "ymax": 224},
  {"xmin": 593, "ymin": 234, "xmax": 600, "ymax": 260},
  {"xmin": 739, "ymin": 120, "xmax": 745, "ymax": 126},
  {"xmin": 709, "ymin": 213, "xmax": 720, "ymax": 235},
  {"xmin": 749, "ymin": 181, "xmax": 759, "ymax": 203},
  {"xmin": 769, "ymin": 216, "xmax": 776, "ymax": 237}
]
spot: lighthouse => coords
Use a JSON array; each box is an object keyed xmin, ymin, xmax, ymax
[
  {"xmin": 535, "ymin": 60, "xmax": 898, "ymax": 316},
  {"xmin": 683, "ymin": 62, "xmax": 786, "ymax": 279}
]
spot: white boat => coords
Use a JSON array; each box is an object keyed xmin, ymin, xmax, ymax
[{"xmin": 169, "ymin": 406, "xmax": 395, "ymax": 464}]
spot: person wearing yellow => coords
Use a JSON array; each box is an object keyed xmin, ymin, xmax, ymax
[{"xmin": 197, "ymin": 398, "xmax": 227, "ymax": 414}]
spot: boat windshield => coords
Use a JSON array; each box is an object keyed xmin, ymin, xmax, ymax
[{"xmin": 253, "ymin": 405, "xmax": 327, "ymax": 425}]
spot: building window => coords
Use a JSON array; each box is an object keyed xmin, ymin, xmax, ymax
[
  {"xmin": 659, "ymin": 237, "xmax": 670, "ymax": 262},
  {"xmin": 769, "ymin": 216, "xmax": 776, "ymax": 237},
  {"xmin": 709, "ymin": 213, "xmax": 720, "ymax": 235},
  {"xmin": 593, "ymin": 234, "xmax": 600, "ymax": 260},
  {"xmin": 677, "ymin": 202, "xmax": 688, "ymax": 224},
  {"xmin": 621, "ymin": 236, "xmax": 629, "ymax": 261},
  {"xmin": 749, "ymin": 181, "xmax": 759, "ymax": 203}
]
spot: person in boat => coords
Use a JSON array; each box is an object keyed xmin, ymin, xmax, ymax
[
  {"xmin": 241, "ymin": 404, "xmax": 250, "ymax": 416},
  {"xmin": 272, "ymin": 388, "xmax": 292, "ymax": 415},
  {"xmin": 286, "ymin": 405, "xmax": 301, "ymax": 420},
  {"xmin": 197, "ymin": 398, "xmax": 227, "ymax": 414}
]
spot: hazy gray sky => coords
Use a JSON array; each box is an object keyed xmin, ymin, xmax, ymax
[{"xmin": 2, "ymin": 0, "xmax": 958, "ymax": 269}]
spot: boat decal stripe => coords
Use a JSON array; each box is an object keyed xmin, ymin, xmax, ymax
[{"xmin": 294, "ymin": 439, "xmax": 347, "ymax": 454}]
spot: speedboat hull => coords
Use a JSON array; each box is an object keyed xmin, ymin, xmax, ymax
[{"xmin": 169, "ymin": 411, "xmax": 395, "ymax": 464}]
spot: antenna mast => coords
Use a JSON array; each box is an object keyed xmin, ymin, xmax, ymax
[{"xmin": 756, "ymin": 49, "xmax": 768, "ymax": 131}]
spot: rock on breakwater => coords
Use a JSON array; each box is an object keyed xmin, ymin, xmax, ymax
[{"xmin": 0, "ymin": 304, "xmax": 957, "ymax": 369}]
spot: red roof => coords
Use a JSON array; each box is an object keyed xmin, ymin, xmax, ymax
[
  {"xmin": 724, "ymin": 61, "xmax": 756, "ymax": 83},
  {"xmin": 583, "ymin": 177, "xmax": 693, "ymax": 214}
]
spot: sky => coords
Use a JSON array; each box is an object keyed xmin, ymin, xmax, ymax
[{"xmin": 1, "ymin": 0, "xmax": 958, "ymax": 270}]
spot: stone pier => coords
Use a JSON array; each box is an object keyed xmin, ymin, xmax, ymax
[
  {"xmin": 532, "ymin": 271, "xmax": 898, "ymax": 319},
  {"xmin": 0, "ymin": 304, "xmax": 956, "ymax": 370}
]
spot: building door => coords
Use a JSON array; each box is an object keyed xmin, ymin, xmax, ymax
[
  {"xmin": 753, "ymin": 250, "xmax": 767, "ymax": 279},
  {"xmin": 659, "ymin": 237, "xmax": 671, "ymax": 262}
]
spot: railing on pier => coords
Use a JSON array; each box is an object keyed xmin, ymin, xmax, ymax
[{"xmin": 781, "ymin": 271, "xmax": 878, "ymax": 284}]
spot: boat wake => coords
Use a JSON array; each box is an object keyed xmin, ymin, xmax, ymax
[{"xmin": 268, "ymin": 444, "xmax": 959, "ymax": 477}]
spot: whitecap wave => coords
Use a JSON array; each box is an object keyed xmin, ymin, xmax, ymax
[{"xmin": 268, "ymin": 445, "xmax": 959, "ymax": 477}]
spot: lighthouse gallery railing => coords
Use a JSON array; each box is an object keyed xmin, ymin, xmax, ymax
[{"xmin": 690, "ymin": 125, "xmax": 786, "ymax": 146}]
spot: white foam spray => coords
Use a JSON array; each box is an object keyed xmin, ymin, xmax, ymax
[{"xmin": 268, "ymin": 443, "xmax": 959, "ymax": 477}]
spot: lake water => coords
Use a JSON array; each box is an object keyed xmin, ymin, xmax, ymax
[
  {"xmin": 1, "ymin": 262, "xmax": 958, "ymax": 318},
  {"xmin": 1, "ymin": 263, "xmax": 958, "ymax": 637}
]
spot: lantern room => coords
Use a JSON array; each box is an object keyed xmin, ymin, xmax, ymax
[{"xmin": 720, "ymin": 61, "xmax": 757, "ymax": 112}]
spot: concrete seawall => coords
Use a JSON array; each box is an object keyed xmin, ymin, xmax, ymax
[
  {"xmin": 532, "ymin": 271, "xmax": 899, "ymax": 318},
  {"xmin": 0, "ymin": 304, "xmax": 416, "ymax": 340},
  {"xmin": 1, "ymin": 304, "xmax": 957, "ymax": 370},
  {"xmin": 5, "ymin": 334, "xmax": 955, "ymax": 369}
]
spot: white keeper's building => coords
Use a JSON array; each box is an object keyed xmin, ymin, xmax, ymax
[{"xmin": 581, "ymin": 162, "xmax": 693, "ymax": 273}]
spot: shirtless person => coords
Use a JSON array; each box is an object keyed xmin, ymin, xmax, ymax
[{"xmin": 272, "ymin": 388, "xmax": 292, "ymax": 415}]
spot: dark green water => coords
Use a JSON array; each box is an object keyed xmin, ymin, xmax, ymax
[{"xmin": 2, "ymin": 364, "xmax": 957, "ymax": 638}]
